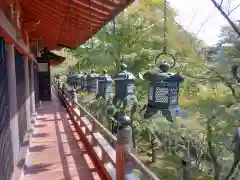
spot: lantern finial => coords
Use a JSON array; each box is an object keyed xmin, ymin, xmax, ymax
[
  {"xmin": 120, "ymin": 63, "xmax": 127, "ymax": 71},
  {"xmin": 159, "ymin": 62, "xmax": 170, "ymax": 72},
  {"xmin": 103, "ymin": 69, "xmax": 107, "ymax": 74}
]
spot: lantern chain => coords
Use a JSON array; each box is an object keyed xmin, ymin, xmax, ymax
[
  {"xmin": 89, "ymin": 0, "xmax": 93, "ymax": 48},
  {"xmin": 163, "ymin": 0, "xmax": 167, "ymax": 54},
  {"xmin": 120, "ymin": 10, "xmax": 124, "ymax": 63},
  {"xmin": 155, "ymin": 0, "xmax": 176, "ymax": 68}
]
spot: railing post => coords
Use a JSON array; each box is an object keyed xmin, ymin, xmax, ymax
[
  {"xmin": 6, "ymin": 43, "xmax": 20, "ymax": 164},
  {"xmin": 72, "ymin": 88, "xmax": 77, "ymax": 109},
  {"xmin": 61, "ymin": 84, "xmax": 65, "ymax": 97},
  {"xmin": 71, "ymin": 88, "xmax": 78, "ymax": 121},
  {"xmin": 116, "ymin": 115, "xmax": 133, "ymax": 180},
  {"xmin": 182, "ymin": 158, "xmax": 191, "ymax": 180},
  {"xmin": 57, "ymin": 79, "xmax": 61, "ymax": 89}
]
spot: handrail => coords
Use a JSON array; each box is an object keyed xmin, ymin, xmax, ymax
[
  {"xmin": 61, "ymin": 87, "xmax": 117, "ymax": 143},
  {"xmin": 54, "ymin": 82, "xmax": 159, "ymax": 180},
  {"xmin": 126, "ymin": 152, "xmax": 159, "ymax": 180},
  {"xmin": 76, "ymin": 102, "xmax": 117, "ymax": 144}
]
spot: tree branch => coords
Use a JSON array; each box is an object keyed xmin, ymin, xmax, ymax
[
  {"xmin": 207, "ymin": 117, "xmax": 218, "ymax": 164},
  {"xmin": 207, "ymin": 115, "xmax": 221, "ymax": 180},
  {"xmin": 220, "ymin": 0, "xmax": 224, "ymax": 7},
  {"xmin": 196, "ymin": 10, "xmax": 214, "ymax": 35},
  {"xmin": 210, "ymin": 0, "xmax": 240, "ymax": 37},
  {"xmin": 128, "ymin": 25, "xmax": 153, "ymax": 47},
  {"xmin": 187, "ymin": 9, "xmax": 197, "ymax": 29},
  {"xmin": 214, "ymin": 72, "xmax": 237, "ymax": 98},
  {"xmin": 228, "ymin": 4, "xmax": 240, "ymax": 15},
  {"xmin": 224, "ymin": 158, "xmax": 240, "ymax": 180}
]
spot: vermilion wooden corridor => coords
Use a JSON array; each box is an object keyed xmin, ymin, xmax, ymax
[{"xmin": 22, "ymin": 93, "xmax": 103, "ymax": 180}]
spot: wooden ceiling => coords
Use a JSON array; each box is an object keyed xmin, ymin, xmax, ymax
[{"xmin": 20, "ymin": 0, "xmax": 133, "ymax": 50}]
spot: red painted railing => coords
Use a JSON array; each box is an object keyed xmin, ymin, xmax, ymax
[{"xmin": 54, "ymin": 83, "xmax": 159, "ymax": 180}]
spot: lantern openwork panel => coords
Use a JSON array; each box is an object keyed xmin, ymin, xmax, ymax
[
  {"xmin": 76, "ymin": 73, "xmax": 82, "ymax": 86},
  {"xmin": 81, "ymin": 74, "xmax": 87, "ymax": 91},
  {"xmin": 87, "ymin": 72, "xmax": 99, "ymax": 93},
  {"xmin": 114, "ymin": 70, "xmax": 136, "ymax": 101},
  {"xmin": 146, "ymin": 71, "xmax": 183, "ymax": 110},
  {"xmin": 97, "ymin": 74, "xmax": 112, "ymax": 99},
  {"xmin": 149, "ymin": 81, "xmax": 180, "ymax": 109}
]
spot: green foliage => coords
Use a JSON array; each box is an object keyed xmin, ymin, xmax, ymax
[{"xmin": 59, "ymin": 0, "xmax": 240, "ymax": 179}]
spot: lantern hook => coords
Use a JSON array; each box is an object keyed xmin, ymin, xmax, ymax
[{"xmin": 155, "ymin": 52, "xmax": 176, "ymax": 69}]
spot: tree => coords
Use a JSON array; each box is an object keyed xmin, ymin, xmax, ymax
[
  {"xmin": 56, "ymin": 0, "xmax": 240, "ymax": 179},
  {"xmin": 210, "ymin": 0, "xmax": 240, "ymax": 37}
]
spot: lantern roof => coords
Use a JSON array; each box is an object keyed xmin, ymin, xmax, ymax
[
  {"xmin": 98, "ymin": 74, "xmax": 112, "ymax": 81},
  {"xmin": 76, "ymin": 73, "xmax": 82, "ymax": 78},
  {"xmin": 20, "ymin": 0, "xmax": 134, "ymax": 50},
  {"xmin": 115, "ymin": 70, "xmax": 136, "ymax": 80},
  {"xmin": 37, "ymin": 49, "xmax": 65, "ymax": 66},
  {"xmin": 144, "ymin": 70, "xmax": 184, "ymax": 82},
  {"xmin": 48, "ymin": 51, "xmax": 65, "ymax": 66},
  {"xmin": 88, "ymin": 72, "xmax": 99, "ymax": 77}
]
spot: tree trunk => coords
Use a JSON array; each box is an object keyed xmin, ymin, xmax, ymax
[
  {"xmin": 151, "ymin": 133, "xmax": 157, "ymax": 163},
  {"xmin": 182, "ymin": 165, "xmax": 190, "ymax": 180},
  {"xmin": 224, "ymin": 158, "xmax": 240, "ymax": 180},
  {"xmin": 214, "ymin": 163, "xmax": 221, "ymax": 180}
]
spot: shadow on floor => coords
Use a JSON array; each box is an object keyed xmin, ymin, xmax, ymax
[
  {"xmin": 24, "ymin": 163, "xmax": 53, "ymax": 175},
  {"xmin": 29, "ymin": 145, "xmax": 49, "ymax": 153},
  {"xmin": 32, "ymin": 133, "xmax": 49, "ymax": 138},
  {"xmin": 54, "ymin": 95, "xmax": 100, "ymax": 179},
  {"xmin": 34, "ymin": 124, "xmax": 47, "ymax": 128},
  {"xmin": 23, "ymin": 93, "xmax": 101, "ymax": 180}
]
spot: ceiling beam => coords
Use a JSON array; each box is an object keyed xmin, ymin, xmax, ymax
[
  {"xmin": 23, "ymin": 0, "xmax": 109, "ymax": 20},
  {"xmin": 22, "ymin": 2, "xmax": 104, "ymax": 24},
  {"xmin": 22, "ymin": 6, "xmax": 102, "ymax": 27}
]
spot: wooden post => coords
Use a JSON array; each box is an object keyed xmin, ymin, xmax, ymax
[
  {"xmin": 72, "ymin": 88, "xmax": 77, "ymax": 109},
  {"xmin": 29, "ymin": 60, "xmax": 36, "ymax": 124},
  {"xmin": 6, "ymin": 43, "xmax": 20, "ymax": 164},
  {"xmin": 116, "ymin": 144, "xmax": 126, "ymax": 180},
  {"xmin": 71, "ymin": 88, "xmax": 78, "ymax": 121},
  {"xmin": 116, "ymin": 116, "xmax": 133, "ymax": 180},
  {"xmin": 24, "ymin": 56, "xmax": 31, "ymax": 130},
  {"xmin": 30, "ymin": 59, "xmax": 36, "ymax": 117},
  {"xmin": 182, "ymin": 156, "xmax": 191, "ymax": 180}
]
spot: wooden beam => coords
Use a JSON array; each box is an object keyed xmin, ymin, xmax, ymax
[
  {"xmin": 38, "ymin": 0, "xmax": 113, "ymax": 14},
  {"xmin": 0, "ymin": 8, "xmax": 36, "ymax": 62},
  {"xmin": 22, "ymin": 4, "xmax": 103, "ymax": 26},
  {"xmin": 22, "ymin": 0, "xmax": 108, "ymax": 21}
]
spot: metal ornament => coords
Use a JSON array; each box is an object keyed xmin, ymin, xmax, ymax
[
  {"xmin": 80, "ymin": 72, "xmax": 88, "ymax": 91},
  {"xmin": 141, "ymin": 0, "xmax": 186, "ymax": 122},
  {"xmin": 232, "ymin": 65, "xmax": 240, "ymax": 82},
  {"xmin": 67, "ymin": 71, "xmax": 78, "ymax": 87},
  {"xmin": 113, "ymin": 63, "xmax": 137, "ymax": 107},
  {"xmin": 143, "ymin": 60, "xmax": 186, "ymax": 121},
  {"xmin": 55, "ymin": 73, "xmax": 60, "ymax": 80},
  {"xmin": 75, "ymin": 73, "xmax": 82, "ymax": 87},
  {"xmin": 97, "ymin": 69, "xmax": 112, "ymax": 100},
  {"xmin": 232, "ymin": 127, "xmax": 240, "ymax": 155},
  {"xmin": 116, "ymin": 113, "xmax": 133, "ymax": 151},
  {"xmin": 87, "ymin": 69, "xmax": 99, "ymax": 93}
]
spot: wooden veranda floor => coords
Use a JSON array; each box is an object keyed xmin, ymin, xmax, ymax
[{"xmin": 22, "ymin": 92, "xmax": 103, "ymax": 180}]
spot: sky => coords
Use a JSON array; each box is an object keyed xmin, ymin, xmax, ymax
[{"xmin": 169, "ymin": 0, "xmax": 240, "ymax": 46}]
